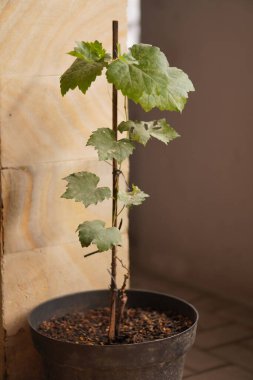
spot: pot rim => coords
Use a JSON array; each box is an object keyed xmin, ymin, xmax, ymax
[{"xmin": 28, "ymin": 288, "xmax": 199, "ymax": 348}]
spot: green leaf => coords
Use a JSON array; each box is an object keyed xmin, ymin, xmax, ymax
[
  {"xmin": 68, "ymin": 41, "xmax": 111, "ymax": 62},
  {"xmin": 118, "ymin": 119, "xmax": 180, "ymax": 146},
  {"xmin": 61, "ymin": 172, "xmax": 111, "ymax": 207},
  {"xmin": 60, "ymin": 41, "xmax": 109, "ymax": 96},
  {"xmin": 119, "ymin": 120, "xmax": 150, "ymax": 146},
  {"xmin": 118, "ymin": 185, "xmax": 149, "ymax": 207},
  {"xmin": 60, "ymin": 59, "xmax": 105, "ymax": 96},
  {"xmin": 77, "ymin": 220, "xmax": 121, "ymax": 252},
  {"xmin": 166, "ymin": 67, "xmax": 194, "ymax": 112},
  {"xmin": 106, "ymin": 44, "xmax": 194, "ymax": 112},
  {"xmin": 87, "ymin": 128, "xmax": 135, "ymax": 163}
]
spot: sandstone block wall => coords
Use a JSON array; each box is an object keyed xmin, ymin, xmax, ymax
[{"xmin": 0, "ymin": 1, "xmax": 128, "ymax": 379}]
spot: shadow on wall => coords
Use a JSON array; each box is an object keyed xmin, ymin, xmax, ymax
[{"xmin": 130, "ymin": 0, "xmax": 253, "ymax": 306}]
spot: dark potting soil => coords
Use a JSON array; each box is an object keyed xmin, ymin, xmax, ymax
[{"xmin": 38, "ymin": 307, "xmax": 193, "ymax": 345}]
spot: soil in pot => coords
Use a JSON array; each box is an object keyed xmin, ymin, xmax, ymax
[{"xmin": 38, "ymin": 306, "xmax": 193, "ymax": 345}]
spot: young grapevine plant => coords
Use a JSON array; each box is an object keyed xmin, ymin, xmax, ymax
[{"xmin": 60, "ymin": 31, "xmax": 194, "ymax": 342}]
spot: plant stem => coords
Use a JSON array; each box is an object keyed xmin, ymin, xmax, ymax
[
  {"xmin": 83, "ymin": 250, "xmax": 100, "ymax": 258},
  {"xmin": 115, "ymin": 256, "xmax": 129, "ymax": 337},
  {"xmin": 108, "ymin": 20, "xmax": 119, "ymax": 343},
  {"xmin": 116, "ymin": 274, "xmax": 128, "ymax": 337},
  {"xmin": 124, "ymin": 96, "xmax": 128, "ymax": 121},
  {"xmin": 117, "ymin": 205, "xmax": 125, "ymax": 218}
]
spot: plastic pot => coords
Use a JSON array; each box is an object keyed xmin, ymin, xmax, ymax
[{"xmin": 29, "ymin": 289, "xmax": 198, "ymax": 380}]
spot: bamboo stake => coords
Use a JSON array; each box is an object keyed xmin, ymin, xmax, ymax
[{"xmin": 108, "ymin": 20, "xmax": 119, "ymax": 342}]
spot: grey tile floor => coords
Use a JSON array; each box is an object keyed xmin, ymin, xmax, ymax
[{"xmin": 132, "ymin": 271, "xmax": 253, "ymax": 380}]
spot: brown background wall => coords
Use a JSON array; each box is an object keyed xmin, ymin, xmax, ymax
[
  {"xmin": 0, "ymin": 1, "xmax": 128, "ymax": 379},
  {"xmin": 130, "ymin": 0, "xmax": 253, "ymax": 306}
]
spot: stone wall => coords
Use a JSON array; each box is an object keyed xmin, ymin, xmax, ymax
[{"xmin": 0, "ymin": 1, "xmax": 128, "ymax": 379}]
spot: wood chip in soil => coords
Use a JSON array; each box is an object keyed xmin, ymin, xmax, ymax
[{"xmin": 38, "ymin": 307, "xmax": 193, "ymax": 345}]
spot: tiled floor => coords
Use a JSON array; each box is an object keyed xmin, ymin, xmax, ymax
[{"xmin": 132, "ymin": 271, "xmax": 253, "ymax": 380}]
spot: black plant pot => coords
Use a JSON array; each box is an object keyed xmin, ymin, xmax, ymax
[{"xmin": 29, "ymin": 289, "xmax": 198, "ymax": 380}]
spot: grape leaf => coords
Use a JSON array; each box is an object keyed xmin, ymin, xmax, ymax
[
  {"xmin": 118, "ymin": 185, "xmax": 149, "ymax": 207},
  {"xmin": 106, "ymin": 43, "xmax": 194, "ymax": 112},
  {"xmin": 61, "ymin": 172, "xmax": 111, "ymax": 207},
  {"xmin": 119, "ymin": 120, "xmax": 150, "ymax": 145},
  {"xmin": 68, "ymin": 41, "xmax": 111, "ymax": 62},
  {"xmin": 166, "ymin": 67, "xmax": 194, "ymax": 112},
  {"xmin": 60, "ymin": 41, "xmax": 109, "ymax": 96},
  {"xmin": 87, "ymin": 128, "xmax": 135, "ymax": 163},
  {"xmin": 77, "ymin": 220, "xmax": 121, "ymax": 251},
  {"xmin": 118, "ymin": 119, "xmax": 180, "ymax": 146}
]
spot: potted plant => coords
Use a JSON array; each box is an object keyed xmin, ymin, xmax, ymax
[{"xmin": 29, "ymin": 21, "xmax": 198, "ymax": 380}]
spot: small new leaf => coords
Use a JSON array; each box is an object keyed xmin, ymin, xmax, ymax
[
  {"xmin": 77, "ymin": 220, "xmax": 121, "ymax": 252},
  {"xmin": 68, "ymin": 41, "xmax": 111, "ymax": 62},
  {"xmin": 118, "ymin": 185, "xmax": 149, "ymax": 207},
  {"xmin": 106, "ymin": 43, "xmax": 194, "ymax": 112},
  {"xmin": 87, "ymin": 128, "xmax": 135, "ymax": 163},
  {"xmin": 61, "ymin": 172, "xmax": 111, "ymax": 207},
  {"xmin": 60, "ymin": 41, "xmax": 110, "ymax": 96},
  {"xmin": 118, "ymin": 119, "xmax": 179, "ymax": 146}
]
